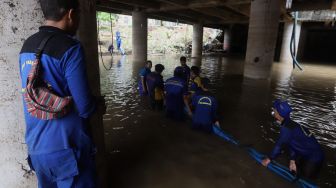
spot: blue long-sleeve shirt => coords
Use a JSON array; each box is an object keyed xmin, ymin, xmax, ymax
[
  {"xmin": 165, "ymin": 77, "xmax": 188, "ymax": 111},
  {"xmin": 191, "ymin": 91, "xmax": 218, "ymax": 126},
  {"xmin": 269, "ymin": 119, "xmax": 324, "ymax": 163},
  {"xmin": 19, "ymin": 26, "xmax": 96, "ymax": 155}
]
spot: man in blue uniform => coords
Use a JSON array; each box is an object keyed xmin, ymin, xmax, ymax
[
  {"xmin": 190, "ymin": 78, "xmax": 219, "ymax": 133},
  {"xmin": 116, "ymin": 31, "xmax": 125, "ymax": 55},
  {"xmin": 165, "ymin": 67, "xmax": 192, "ymax": 120},
  {"xmin": 146, "ymin": 64, "xmax": 165, "ymax": 111},
  {"xmin": 138, "ymin": 60, "xmax": 152, "ymax": 96},
  {"xmin": 262, "ymin": 100, "xmax": 324, "ymax": 179},
  {"xmin": 19, "ymin": 0, "xmax": 98, "ymax": 187},
  {"xmin": 180, "ymin": 56, "xmax": 191, "ymax": 84}
]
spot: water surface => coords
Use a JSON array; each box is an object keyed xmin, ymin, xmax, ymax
[{"xmin": 99, "ymin": 54, "xmax": 336, "ymax": 187}]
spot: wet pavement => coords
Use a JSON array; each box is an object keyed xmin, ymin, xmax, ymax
[{"xmin": 99, "ymin": 54, "xmax": 336, "ymax": 188}]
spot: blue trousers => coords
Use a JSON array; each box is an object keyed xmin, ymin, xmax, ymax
[{"xmin": 28, "ymin": 149, "xmax": 96, "ymax": 188}]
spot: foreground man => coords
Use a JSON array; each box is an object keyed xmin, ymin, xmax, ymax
[
  {"xmin": 165, "ymin": 67, "xmax": 192, "ymax": 120},
  {"xmin": 19, "ymin": 0, "xmax": 97, "ymax": 187},
  {"xmin": 190, "ymin": 78, "xmax": 220, "ymax": 133},
  {"xmin": 262, "ymin": 100, "xmax": 324, "ymax": 180}
]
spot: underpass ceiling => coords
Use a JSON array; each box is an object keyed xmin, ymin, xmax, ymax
[{"xmin": 96, "ymin": 0, "xmax": 336, "ymax": 28}]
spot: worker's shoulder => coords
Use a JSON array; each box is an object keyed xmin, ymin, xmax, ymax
[{"xmin": 20, "ymin": 31, "xmax": 81, "ymax": 60}]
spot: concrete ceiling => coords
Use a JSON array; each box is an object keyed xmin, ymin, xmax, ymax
[{"xmin": 96, "ymin": 0, "xmax": 336, "ymax": 28}]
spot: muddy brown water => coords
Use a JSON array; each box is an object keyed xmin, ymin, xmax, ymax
[{"xmin": 99, "ymin": 54, "xmax": 335, "ymax": 188}]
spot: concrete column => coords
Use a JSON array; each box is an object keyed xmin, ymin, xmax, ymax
[
  {"xmin": 191, "ymin": 58, "xmax": 202, "ymax": 67},
  {"xmin": 280, "ymin": 22, "xmax": 301, "ymax": 62},
  {"xmin": 244, "ymin": 0, "xmax": 281, "ymax": 79},
  {"xmin": 192, "ymin": 23, "xmax": 203, "ymax": 58},
  {"xmin": 132, "ymin": 11, "xmax": 148, "ymax": 63},
  {"xmin": 0, "ymin": 0, "xmax": 42, "ymax": 187},
  {"xmin": 223, "ymin": 26, "xmax": 232, "ymax": 52},
  {"xmin": 77, "ymin": 0, "xmax": 107, "ymax": 187}
]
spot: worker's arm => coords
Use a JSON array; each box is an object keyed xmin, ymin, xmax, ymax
[
  {"xmin": 141, "ymin": 76, "xmax": 147, "ymax": 94},
  {"xmin": 262, "ymin": 127, "xmax": 291, "ymax": 166},
  {"xmin": 212, "ymin": 98, "xmax": 220, "ymax": 127},
  {"xmin": 289, "ymin": 148, "xmax": 297, "ymax": 173},
  {"xmin": 184, "ymin": 95, "xmax": 192, "ymax": 117},
  {"xmin": 183, "ymin": 83, "xmax": 192, "ymax": 117},
  {"xmin": 63, "ymin": 44, "xmax": 96, "ymax": 118}
]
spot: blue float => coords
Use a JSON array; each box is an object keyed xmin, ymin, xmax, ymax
[{"xmin": 212, "ymin": 125, "xmax": 317, "ymax": 188}]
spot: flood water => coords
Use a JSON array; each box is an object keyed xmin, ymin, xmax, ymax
[{"xmin": 99, "ymin": 54, "xmax": 336, "ymax": 188}]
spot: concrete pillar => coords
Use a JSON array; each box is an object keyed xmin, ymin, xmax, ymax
[
  {"xmin": 0, "ymin": 0, "xmax": 42, "ymax": 187},
  {"xmin": 192, "ymin": 23, "xmax": 203, "ymax": 58},
  {"xmin": 77, "ymin": 0, "xmax": 107, "ymax": 187},
  {"xmin": 280, "ymin": 22, "xmax": 301, "ymax": 62},
  {"xmin": 132, "ymin": 11, "xmax": 148, "ymax": 63},
  {"xmin": 223, "ymin": 26, "xmax": 232, "ymax": 52},
  {"xmin": 191, "ymin": 58, "xmax": 202, "ymax": 67},
  {"xmin": 244, "ymin": 0, "xmax": 281, "ymax": 79}
]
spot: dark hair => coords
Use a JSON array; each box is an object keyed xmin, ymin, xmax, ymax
[
  {"xmin": 191, "ymin": 66, "xmax": 200, "ymax": 76},
  {"xmin": 180, "ymin": 56, "xmax": 186, "ymax": 62},
  {"xmin": 155, "ymin": 64, "xmax": 165, "ymax": 73},
  {"xmin": 39, "ymin": 0, "xmax": 79, "ymax": 21},
  {"xmin": 201, "ymin": 78, "xmax": 210, "ymax": 89},
  {"xmin": 146, "ymin": 60, "xmax": 152, "ymax": 65}
]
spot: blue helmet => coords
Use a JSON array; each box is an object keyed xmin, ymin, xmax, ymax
[
  {"xmin": 273, "ymin": 99, "xmax": 292, "ymax": 119},
  {"xmin": 174, "ymin": 66, "xmax": 184, "ymax": 78}
]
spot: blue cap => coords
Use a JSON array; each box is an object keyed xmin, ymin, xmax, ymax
[{"xmin": 273, "ymin": 99, "xmax": 292, "ymax": 119}]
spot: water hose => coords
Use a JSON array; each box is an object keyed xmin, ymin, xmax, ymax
[
  {"xmin": 212, "ymin": 125, "xmax": 317, "ymax": 188},
  {"xmin": 97, "ymin": 13, "xmax": 113, "ymax": 70},
  {"xmin": 290, "ymin": 12, "xmax": 303, "ymax": 70}
]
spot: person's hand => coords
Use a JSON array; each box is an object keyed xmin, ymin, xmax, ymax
[
  {"xmin": 214, "ymin": 121, "xmax": 220, "ymax": 127},
  {"xmin": 262, "ymin": 158, "xmax": 271, "ymax": 167},
  {"xmin": 289, "ymin": 160, "xmax": 297, "ymax": 173},
  {"xmin": 187, "ymin": 111, "xmax": 193, "ymax": 118}
]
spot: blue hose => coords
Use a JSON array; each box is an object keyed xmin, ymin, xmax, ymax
[
  {"xmin": 212, "ymin": 125, "xmax": 239, "ymax": 145},
  {"xmin": 212, "ymin": 125, "xmax": 317, "ymax": 188},
  {"xmin": 290, "ymin": 12, "xmax": 303, "ymax": 71}
]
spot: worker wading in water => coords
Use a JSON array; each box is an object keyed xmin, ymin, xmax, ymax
[
  {"xmin": 165, "ymin": 66, "xmax": 192, "ymax": 121},
  {"xmin": 146, "ymin": 64, "xmax": 165, "ymax": 111},
  {"xmin": 262, "ymin": 100, "xmax": 324, "ymax": 180}
]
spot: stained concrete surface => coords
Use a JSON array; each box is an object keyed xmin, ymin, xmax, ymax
[{"xmin": 0, "ymin": 0, "xmax": 43, "ymax": 187}]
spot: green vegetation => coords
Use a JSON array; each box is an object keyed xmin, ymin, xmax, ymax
[{"xmin": 97, "ymin": 11, "xmax": 220, "ymax": 55}]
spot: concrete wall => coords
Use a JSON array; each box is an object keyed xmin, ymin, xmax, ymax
[
  {"xmin": 280, "ymin": 22, "xmax": 301, "ymax": 62},
  {"xmin": 77, "ymin": 0, "xmax": 107, "ymax": 187},
  {"xmin": 192, "ymin": 23, "xmax": 203, "ymax": 58},
  {"xmin": 244, "ymin": 0, "xmax": 280, "ymax": 79},
  {"xmin": 0, "ymin": 0, "xmax": 42, "ymax": 187},
  {"xmin": 230, "ymin": 24, "xmax": 249, "ymax": 54},
  {"xmin": 132, "ymin": 11, "xmax": 148, "ymax": 63},
  {"xmin": 298, "ymin": 22, "xmax": 336, "ymax": 63}
]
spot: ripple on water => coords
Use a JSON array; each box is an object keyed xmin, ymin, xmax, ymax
[{"xmin": 100, "ymin": 55, "xmax": 336, "ymax": 187}]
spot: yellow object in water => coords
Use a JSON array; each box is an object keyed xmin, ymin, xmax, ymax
[
  {"xmin": 194, "ymin": 76, "xmax": 203, "ymax": 88},
  {"xmin": 155, "ymin": 88, "xmax": 164, "ymax": 100}
]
